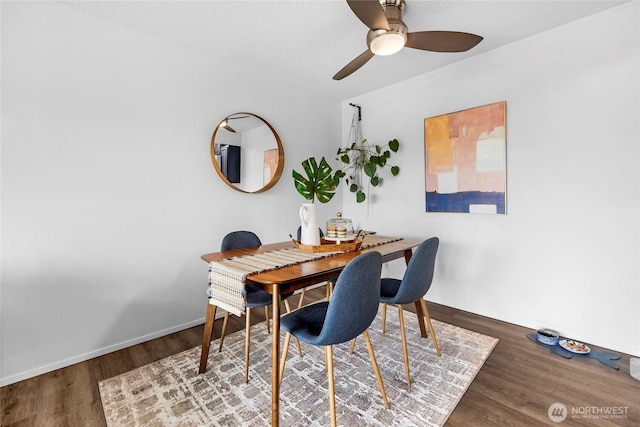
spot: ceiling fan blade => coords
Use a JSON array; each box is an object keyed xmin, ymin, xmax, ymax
[
  {"xmin": 333, "ymin": 49, "xmax": 375, "ymax": 80},
  {"xmin": 347, "ymin": 0, "xmax": 389, "ymax": 30},
  {"xmin": 223, "ymin": 124, "xmax": 236, "ymax": 133},
  {"xmin": 406, "ymin": 31, "xmax": 483, "ymax": 53}
]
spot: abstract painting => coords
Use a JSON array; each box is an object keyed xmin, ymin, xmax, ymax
[
  {"xmin": 263, "ymin": 148, "xmax": 279, "ymax": 184},
  {"xmin": 424, "ymin": 101, "xmax": 506, "ymax": 214}
]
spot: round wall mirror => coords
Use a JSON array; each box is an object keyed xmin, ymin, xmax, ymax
[{"xmin": 210, "ymin": 112, "xmax": 284, "ymax": 193}]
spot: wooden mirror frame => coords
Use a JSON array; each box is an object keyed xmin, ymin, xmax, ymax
[{"xmin": 210, "ymin": 112, "xmax": 284, "ymax": 193}]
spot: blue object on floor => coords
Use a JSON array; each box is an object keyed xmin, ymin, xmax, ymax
[{"xmin": 526, "ymin": 333, "xmax": 620, "ymax": 369}]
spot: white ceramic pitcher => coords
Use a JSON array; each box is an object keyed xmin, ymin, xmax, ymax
[{"xmin": 299, "ymin": 202, "xmax": 320, "ymax": 245}]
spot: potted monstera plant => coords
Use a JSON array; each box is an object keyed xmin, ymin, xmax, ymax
[
  {"xmin": 292, "ymin": 157, "xmax": 340, "ymax": 245},
  {"xmin": 335, "ymin": 138, "xmax": 400, "ymax": 203}
]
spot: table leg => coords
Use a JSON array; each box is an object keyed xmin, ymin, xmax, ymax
[
  {"xmin": 404, "ymin": 249, "xmax": 428, "ymax": 338},
  {"xmin": 414, "ymin": 300, "xmax": 428, "ymax": 338},
  {"xmin": 199, "ymin": 303, "xmax": 217, "ymax": 374},
  {"xmin": 403, "ymin": 248, "xmax": 413, "ymax": 266},
  {"xmin": 271, "ymin": 285, "xmax": 280, "ymax": 426}
]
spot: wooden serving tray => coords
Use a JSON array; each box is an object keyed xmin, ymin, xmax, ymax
[{"xmin": 295, "ymin": 238, "xmax": 363, "ymax": 253}]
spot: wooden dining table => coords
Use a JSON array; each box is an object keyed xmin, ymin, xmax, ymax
[{"xmin": 199, "ymin": 237, "xmax": 422, "ymax": 426}]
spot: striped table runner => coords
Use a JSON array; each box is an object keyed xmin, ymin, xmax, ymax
[{"xmin": 207, "ymin": 235, "xmax": 401, "ymax": 316}]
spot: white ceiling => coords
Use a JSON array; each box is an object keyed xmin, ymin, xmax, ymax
[{"xmin": 62, "ymin": 0, "xmax": 628, "ymax": 101}]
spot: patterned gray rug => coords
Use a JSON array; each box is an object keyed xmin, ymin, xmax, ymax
[{"xmin": 100, "ymin": 308, "xmax": 498, "ymax": 426}]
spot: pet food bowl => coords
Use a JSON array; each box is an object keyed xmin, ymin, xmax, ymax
[{"xmin": 536, "ymin": 329, "xmax": 560, "ymax": 345}]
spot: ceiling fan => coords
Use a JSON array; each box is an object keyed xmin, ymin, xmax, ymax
[
  {"xmin": 218, "ymin": 115, "xmax": 251, "ymax": 133},
  {"xmin": 333, "ymin": 0, "xmax": 483, "ymax": 80}
]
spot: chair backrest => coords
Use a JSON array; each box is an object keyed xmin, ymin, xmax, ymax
[
  {"xmin": 316, "ymin": 251, "xmax": 382, "ymax": 346},
  {"xmin": 221, "ymin": 231, "xmax": 262, "ymax": 251},
  {"xmin": 392, "ymin": 237, "xmax": 439, "ymax": 305}
]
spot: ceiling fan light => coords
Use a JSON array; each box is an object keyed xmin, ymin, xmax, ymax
[{"xmin": 370, "ymin": 32, "xmax": 406, "ymax": 56}]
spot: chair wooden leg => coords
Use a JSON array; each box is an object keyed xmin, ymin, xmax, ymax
[
  {"xmin": 244, "ymin": 307, "xmax": 251, "ymax": 383},
  {"xmin": 278, "ymin": 332, "xmax": 292, "ymax": 385},
  {"xmin": 420, "ymin": 299, "xmax": 441, "ymax": 356},
  {"xmin": 264, "ymin": 306, "xmax": 271, "ymax": 334},
  {"xmin": 284, "ymin": 300, "xmax": 303, "ymax": 357},
  {"xmin": 298, "ymin": 288, "xmax": 306, "ymax": 309},
  {"xmin": 363, "ymin": 330, "xmax": 390, "ymax": 409},
  {"xmin": 198, "ymin": 303, "xmax": 217, "ymax": 374},
  {"xmin": 381, "ymin": 303, "xmax": 387, "ymax": 334},
  {"xmin": 325, "ymin": 345, "xmax": 337, "ymax": 427},
  {"xmin": 218, "ymin": 311, "xmax": 229, "ymax": 352},
  {"xmin": 349, "ymin": 337, "xmax": 357, "ymax": 355},
  {"xmin": 324, "ymin": 345, "xmax": 329, "ymax": 372},
  {"xmin": 397, "ymin": 304, "xmax": 411, "ymax": 387},
  {"xmin": 326, "ymin": 281, "xmax": 334, "ymax": 300}
]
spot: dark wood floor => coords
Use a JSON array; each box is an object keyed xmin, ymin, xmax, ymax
[{"xmin": 2, "ymin": 286, "xmax": 639, "ymax": 426}]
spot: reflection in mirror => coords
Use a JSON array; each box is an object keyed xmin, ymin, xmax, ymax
[{"xmin": 210, "ymin": 113, "xmax": 284, "ymax": 193}]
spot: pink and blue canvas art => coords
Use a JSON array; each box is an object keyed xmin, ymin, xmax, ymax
[{"xmin": 424, "ymin": 101, "xmax": 506, "ymax": 214}]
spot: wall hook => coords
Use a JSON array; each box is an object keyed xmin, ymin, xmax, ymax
[{"xmin": 349, "ymin": 103, "xmax": 361, "ymax": 121}]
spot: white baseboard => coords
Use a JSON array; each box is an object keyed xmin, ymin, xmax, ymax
[
  {"xmin": 0, "ymin": 317, "xmax": 206, "ymax": 387},
  {"xmin": 1, "ymin": 284, "xmax": 330, "ymax": 386},
  {"xmin": 0, "ymin": 284, "xmax": 330, "ymax": 387}
]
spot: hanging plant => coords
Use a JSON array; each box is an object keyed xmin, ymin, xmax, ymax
[
  {"xmin": 292, "ymin": 156, "xmax": 339, "ymax": 203},
  {"xmin": 335, "ymin": 138, "xmax": 400, "ymax": 203}
]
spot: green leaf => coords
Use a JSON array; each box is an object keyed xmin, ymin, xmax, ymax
[
  {"xmin": 292, "ymin": 169, "xmax": 314, "ymax": 201},
  {"xmin": 315, "ymin": 158, "xmax": 337, "ymax": 203},
  {"xmin": 389, "ymin": 139, "xmax": 399, "ymax": 152},
  {"xmin": 391, "ymin": 166, "xmax": 400, "ymax": 176},
  {"xmin": 300, "ymin": 157, "xmax": 317, "ymax": 181},
  {"xmin": 370, "ymin": 176, "xmax": 379, "ymax": 186},
  {"xmin": 363, "ymin": 162, "xmax": 377, "ymax": 178},
  {"xmin": 292, "ymin": 156, "xmax": 336, "ymax": 203},
  {"xmin": 356, "ymin": 191, "xmax": 366, "ymax": 203},
  {"xmin": 341, "ymin": 154, "xmax": 350, "ymax": 164},
  {"xmin": 383, "ymin": 150, "xmax": 390, "ymax": 159},
  {"xmin": 350, "ymin": 183, "xmax": 358, "ymax": 193},
  {"xmin": 375, "ymin": 145, "xmax": 381, "ymax": 154}
]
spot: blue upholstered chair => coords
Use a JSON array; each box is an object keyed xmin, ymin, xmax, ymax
[
  {"xmin": 279, "ymin": 251, "xmax": 390, "ymax": 425},
  {"xmin": 201, "ymin": 231, "xmax": 300, "ymax": 382},
  {"xmin": 378, "ymin": 237, "xmax": 441, "ymax": 387},
  {"xmin": 219, "ymin": 231, "xmax": 273, "ymax": 340}
]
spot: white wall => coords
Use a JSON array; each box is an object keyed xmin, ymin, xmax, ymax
[
  {"xmin": 340, "ymin": 3, "xmax": 639, "ymax": 356},
  {"xmin": 0, "ymin": 2, "xmax": 340, "ymax": 385},
  {"xmin": 2, "ymin": 1, "xmax": 638, "ymax": 387}
]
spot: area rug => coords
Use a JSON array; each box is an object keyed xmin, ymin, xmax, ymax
[{"xmin": 99, "ymin": 309, "xmax": 498, "ymax": 426}]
